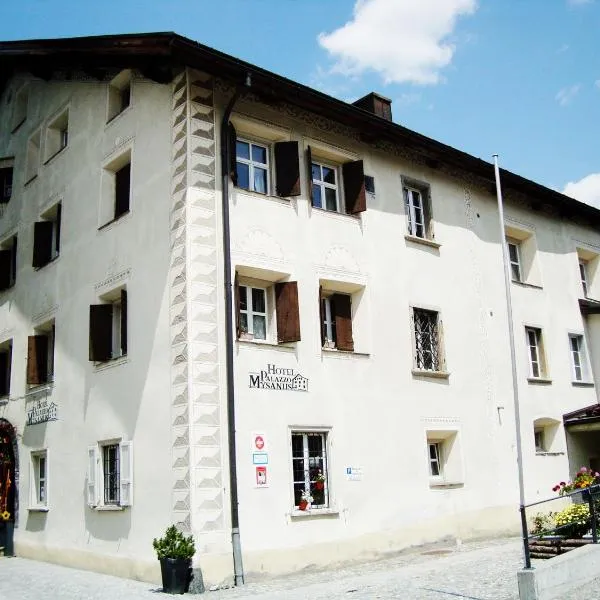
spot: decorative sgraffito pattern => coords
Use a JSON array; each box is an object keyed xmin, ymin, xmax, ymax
[{"xmin": 169, "ymin": 68, "xmax": 224, "ymax": 543}]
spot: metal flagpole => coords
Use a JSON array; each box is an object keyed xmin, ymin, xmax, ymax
[{"xmin": 493, "ymin": 154, "xmax": 531, "ymax": 569}]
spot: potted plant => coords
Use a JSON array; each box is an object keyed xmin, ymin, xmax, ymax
[
  {"xmin": 153, "ymin": 525, "xmax": 196, "ymax": 594},
  {"xmin": 298, "ymin": 490, "xmax": 313, "ymax": 511}
]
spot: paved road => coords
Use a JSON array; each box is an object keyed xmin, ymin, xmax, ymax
[{"xmin": 1, "ymin": 537, "xmax": 599, "ymax": 599}]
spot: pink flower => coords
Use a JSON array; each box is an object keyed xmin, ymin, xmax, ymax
[
  {"xmin": 581, "ymin": 467, "xmax": 588, "ymax": 473},
  {"xmin": 552, "ymin": 485, "xmax": 560, "ymax": 492},
  {"xmin": 560, "ymin": 482, "xmax": 566, "ymax": 486}
]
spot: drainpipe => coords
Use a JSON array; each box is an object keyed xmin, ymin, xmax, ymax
[{"xmin": 221, "ymin": 72, "xmax": 251, "ymax": 587}]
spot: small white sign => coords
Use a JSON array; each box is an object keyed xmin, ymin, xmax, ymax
[
  {"xmin": 345, "ymin": 466, "xmax": 363, "ymax": 481},
  {"xmin": 251, "ymin": 432, "xmax": 268, "ymax": 453},
  {"xmin": 253, "ymin": 452, "xmax": 269, "ymax": 465}
]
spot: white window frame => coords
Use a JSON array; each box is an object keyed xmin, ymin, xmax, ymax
[
  {"xmin": 29, "ymin": 449, "xmax": 48, "ymax": 510},
  {"xmin": 311, "ymin": 160, "xmax": 341, "ymax": 213},
  {"xmin": 111, "ymin": 299, "xmax": 123, "ymax": 359},
  {"xmin": 412, "ymin": 307, "xmax": 443, "ymax": 372},
  {"xmin": 87, "ymin": 440, "xmax": 133, "ymax": 509},
  {"xmin": 239, "ymin": 284, "xmax": 268, "ymax": 341},
  {"xmin": 526, "ymin": 327, "xmax": 546, "ymax": 379},
  {"xmin": 290, "ymin": 430, "xmax": 330, "ymax": 510},
  {"xmin": 236, "ymin": 137, "xmax": 270, "ymax": 195},
  {"xmin": 428, "ymin": 442, "xmax": 442, "ymax": 478},
  {"xmin": 507, "ymin": 239, "xmax": 522, "ymax": 283},
  {"xmin": 404, "ymin": 186, "xmax": 426, "ymax": 238},
  {"xmin": 569, "ymin": 333, "xmax": 590, "ymax": 383},
  {"xmin": 534, "ymin": 429, "xmax": 545, "ymax": 453},
  {"xmin": 31, "ymin": 321, "xmax": 55, "ymax": 386},
  {"xmin": 579, "ymin": 260, "xmax": 588, "ymax": 298},
  {"xmin": 321, "ymin": 295, "xmax": 335, "ymax": 348}
]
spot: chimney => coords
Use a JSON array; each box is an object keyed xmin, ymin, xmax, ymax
[{"xmin": 352, "ymin": 92, "xmax": 393, "ymax": 121}]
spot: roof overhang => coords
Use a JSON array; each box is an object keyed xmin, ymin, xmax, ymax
[{"xmin": 564, "ymin": 403, "xmax": 600, "ymax": 429}]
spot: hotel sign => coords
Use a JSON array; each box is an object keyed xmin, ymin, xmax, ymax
[
  {"xmin": 26, "ymin": 398, "xmax": 58, "ymax": 426},
  {"xmin": 249, "ymin": 363, "xmax": 308, "ymax": 392}
]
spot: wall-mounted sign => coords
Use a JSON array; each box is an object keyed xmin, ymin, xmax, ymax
[
  {"xmin": 346, "ymin": 466, "xmax": 363, "ymax": 481},
  {"xmin": 26, "ymin": 398, "xmax": 58, "ymax": 426},
  {"xmin": 249, "ymin": 364, "xmax": 308, "ymax": 392},
  {"xmin": 256, "ymin": 466, "xmax": 268, "ymax": 487},
  {"xmin": 252, "ymin": 433, "xmax": 268, "ymax": 452},
  {"xmin": 253, "ymin": 452, "xmax": 269, "ymax": 465}
]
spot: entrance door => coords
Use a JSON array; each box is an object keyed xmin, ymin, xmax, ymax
[{"xmin": 0, "ymin": 419, "xmax": 16, "ymax": 556}]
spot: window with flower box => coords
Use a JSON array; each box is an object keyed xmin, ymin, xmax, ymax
[{"xmin": 291, "ymin": 431, "xmax": 329, "ymax": 510}]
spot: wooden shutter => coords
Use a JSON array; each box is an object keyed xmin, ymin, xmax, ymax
[
  {"xmin": 424, "ymin": 190, "xmax": 434, "ymax": 239},
  {"xmin": 0, "ymin": 351, "xmax": 8, "ymax": 396},
  {"xmin": 55, "ymin": 203, "xmax": 62, "ymax": 254},
  {"xmin": 32, "ymin": 221, "xmax": 53, "ymax": 268},
  {"xmin": 120, "ymin": 289, "xmax": 128, "ymax": 356},
  {"xmin": 331, "ymin": 294, "xmax": 354, "ymax": 352},
  {"xmin": 319, "ymin": 286, "xmax": 325, "ymax": 347},
  {"xmin": 342, "ymin": 160, "xmax": 366, "ymax": 214},
  {"xmin": 11, "ymin": 236, "xmax": 17, "ymax": 285},
  {"xmin": 234, "ymin": 272, "xmax": 241, "ymax": 339},
  {"xmin": 274, "ymin": 141, "xmax": 300, "ymax": 197},
  {"xmin": 0, "ymin": 250, "xmax": 11, "ymax": 291},
  {"xmin": 119, "ymin": 440, "xmax": 133, "ymax": 506},
  {"xmin": 87, "ymin": 446, "xmax": 98, "ymax": 507},
  {"xmin": 275, "ymin": 281, "xmax": 301, "ymax": 343},
  {"xmin": 27, "ymin": 335, "xmax": 48, "ymax": 385},
  {"xmin": 228, "ymin": 122, "xmax": 238, "ymax": 185},
  {"xmin": 0, "ymin": 168, "xmax": 12, "ymax": 204},
  {"xmin": 89, "ymin": 304, "xmax": 113, "ymax": 361},
  {"xmin": 306, "ymin": 146, "xmax": 314, "ymax": 205},
  {"xmin": 114, "ymin": 162, "xmax": 131, "ymax": 218}
]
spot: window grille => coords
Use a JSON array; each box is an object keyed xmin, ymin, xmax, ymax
[
  {"xmin": 103, "ymin": 444, "xmax": 120, "ymax": 505},
  {"xmin": 413, "ymin": 308, "xmax": 441, "ymax": 371},
  {"xmin": 291, "ymin": 432, "xmax": 329, "ymax": 508}
]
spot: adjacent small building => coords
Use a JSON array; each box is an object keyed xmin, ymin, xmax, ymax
[{"xmin": 0, "ymin": 32, "xmax": 599, "ymax": 586}]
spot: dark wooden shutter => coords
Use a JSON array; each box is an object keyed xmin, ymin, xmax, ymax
[
  {"xmin": 228, "ymin": 123, "xmax": 238, "ymax": 185},
  {"xmin": 0, "ymin": 250, "xmax": 11, "ymax": 291},
  {"xmin": 274, "ymin": 141, "xmax": 300, "ymax": 197},
  {"xmin": 275, "ymin": 281, "xmax": 301, "ymax": 343},
  {"xmin": 11, "ymin": 236, "xmax": 17, "ymax": 286},
  {"xmin": 0, "ymin": 351, "xmax": 8, "ymax": 396},
  {"xmin": 55, "ymin": 203, "xmax": 62, "ymax": 254},
  {"xmin": 0, "ymin": 168, "xmax": 12, "ymax": 204},
  {"xmin": 306, "ymin": 146, "xmax": 314, "ymax": 205},
  {"xmin": 89, "ymin": 304, "xmax": 113, "ymax": 361},
  {"xmin": 319, "ymin": 286, "xmax": 325, "ymax": 347},
  {"xmin": 342, "ymin": 160, "xmax": 366, "ymax": 214},
  {"xmin": 120, "ymin": 289, "xmax": 128, "ymax": 356},
  {"xmin": 27, "ymin": 335, "xmax": 48, "ymax": 385},
  {"xmin": 331, "ymin": 294, "xmax": 354, "ymax": 352},
  {"xmin": 234, "ymin": 272, "xmax": 241, "ymax": 339},
  {"xmin": 32, "ymin": 221, "xmax": 53, "ymax": 268},
  {"xmin": 114, "ymin": 163, "xmax": 131, "ymax": 218}
]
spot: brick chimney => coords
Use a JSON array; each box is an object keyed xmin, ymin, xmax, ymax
[{"xmin": 352, "ymin": 92, "xmax": 393, "ymax": 121}]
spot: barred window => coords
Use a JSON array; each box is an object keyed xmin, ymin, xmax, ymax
[
  {"xmin": 102, "ymin": 443, "xmax": 120, "ymax": 505},
  {"xmin": 291, "ymin": 432, "xmax": 329, "ymax": 509},
  {"xmin": 413, "ymin": 308, "xmax": 442, "ymax": 371}
]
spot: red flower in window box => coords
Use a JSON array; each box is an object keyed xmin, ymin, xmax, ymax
[{"xmin": 314, "ymin": 481, "xmax": 324, "ymax": 491}]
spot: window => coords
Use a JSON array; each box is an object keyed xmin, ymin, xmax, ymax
[
  {"xmin": 320, "ymin": 291, "xmax": 354, "ymax": 351},
  {"xmin": 569, "ymin": 334, "xmax": 590, "ymax": 383},
  {"xmin": 107, "ymin": 70, "xmax": 132, "ymax": 122},
  {"xmin": 89, "ymin": 289, "xmax": 127, "ymax": 362},
  {"xmin": 236, "ymin": 139, "xmax": 269, "ymax": 195},
  {"xmin": 0, "ymin": 340, "xmax": 12, "ymax": 397},
  {"xmin": 100, "ymin": 150, "xmax": 131, "ymax": 226},
  {"xmin": 30, "ymin": 450, "xmax": 48, "ymax": 508},
  {"xmin": 45, "ymin": 109, "xmax": 69, "ymax": 162},
  {"xmin": 26, "ymin": 131, "xmax": 41, "ymax": 183},
  {"xmin": 0, "ymin": 158, "xmax": 14, "ymax": 204},
  {"xmin": 307, "ymin": 146, "xmax": 366, "ymax": 215},
  {"xmin": 507, "ymin": 239, "xmax": 522, "ymax": 282},
  {"xmin": 534, "ymin": 429, "xmax": 545, "ymax": 453},
  {"xmin": 404, "ymin": 187, "xmax": 427, "ymax": 238},
  {"xmin": 533, "ymin": 418, "xmax": 561, "ymax": 454},
  {"xmin": 33, "ymin": 203, "xmax": 61, "ymax": 268},
  {"xmin": 428, "ymin": 442, "xmax": 442, "ymax": 477},
  {"xmin": 413, "ymin": 308, "xmax": 444, "ymax": 372},
  {"xmin": 425, "ymin": 430, "xmax": 463, "ymax": 486},
  {"xmin": 0, "ymin": 235, "xmax": 17, "ymax": 291},
  {"xmin": 525, "ymin": 327, "xmax": 547, "ymax": 379},
  {"xmin": 291, "ymin": 431, "xmax": 329, "ymax": 509},
  {"xmin": 235, "ymin": 275, "xmax": 300, "ymax": 344},
  {"xmin": 27, "ymin": 322, "xmax": 55, "ymax": 386},
  {"xmin": 12, "ymin": 85, "xmax": 28, "ymax": 132},
  {"xmin": 579, "ymin": 260, "xmax": 588, "ymax": 298},
  {"xmin": 87, "ymin": 440, "xmax": 133, "ymax": 508}
]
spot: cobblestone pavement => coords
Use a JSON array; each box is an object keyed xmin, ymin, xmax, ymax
[{"xmin": 1, "ymin": 537, "xmax": 600, "ymax": 599}]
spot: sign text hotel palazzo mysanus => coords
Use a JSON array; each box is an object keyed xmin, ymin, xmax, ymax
[{"xmin": 248, "ymin": 364, "xmax": 309, "ymax": 392}]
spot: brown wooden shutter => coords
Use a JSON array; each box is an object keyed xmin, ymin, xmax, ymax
[
  {"xmin": 332, "ymin": 294, "xmax": 354, "ymax": 352},
  {"xmin": 234, "ymin": 272, "xmax": 241, "ymax": 339},
  {"xmin": 342, "ymin": 160, "xmax": 366, "ymax": 214},
  {"xmin": 0, "ymin": 168, "xmax": 12, "ymax": 204},
  {"xmin": 89, "ymin": 304, "xmax": 113, "ymax": 361},
  {"xmin": 306, "ymin": 146, "xmax": 314, "ymax": 205},
  {"xmin": 228, "ymin": 123, "xmax": 238, "ymax": 185},
  {"xmin": 120, "ymin": 289, "xmax": 128, "ymax": 356},
  {"xmin": 274, "ymin": 141, "xmax": 300, "ymax": 197},
  {"xmin": 0, "ymin": 250, "xmax": 11, "ymax": 291},
  {"xmin": 0, "ymin": 351, "xmax": 8, "ymax": 396},
  {"xmin": 275, "ymin": 281, "xmax": 301, "ymax": 343},
  {"xmin": 55, "ymin": 203, "xmax": 62, "ymax": 254},
  {"xmin": 11, "ymin": 236, "xmax": 17, "ymax": 285},
  {"xmin": 114, "ymin": 163, "xmax": 131, "ymax": 218},
  {"xmin": 27, "ymin": 335, "xmax": 48, "ymax": 385},
  {"xmin": 319, "ymin": 286, "xmax": 325, "ymax": 347},
  {"xmin": 32, "ymin": 221, "xmax": 53, "ymax": 268}
]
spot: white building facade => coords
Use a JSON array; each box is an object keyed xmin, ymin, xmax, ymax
[{"xmin": 0, "ymin": 33, "xmax": 599, "ymax": 586}]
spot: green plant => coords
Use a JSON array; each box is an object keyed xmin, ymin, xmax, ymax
[
  {"xmin": 152, "ymin": 525, "xmax": 196, "ymax": 560},
  {"xmin": 530, "ymin": 512, "xmax": 555, "ymax": 536},
  {"xmin": 554, "ymin": 504, "xmax": 591, "ymax": 538},
  {"xmin": 552, "ymin": 467, "xmax": 599, "ymax": 495}
]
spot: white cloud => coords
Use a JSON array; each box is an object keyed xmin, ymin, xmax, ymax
[
  {"xmin": 555, "ymin": 84, "xmax": 581, "ymax": 106},
  {"xmin": 556, "ymin": 43, "xmax": 570, "ymax": 54},
  {"xmin": 318, "ymin": 0, "xmax": 478, "ymax": 85},
  {"xmin": 568, "ymin": 0, "xmax": 593, "ymax": 5},
  {"xmin": 595, "ymin": 79, "xmax": 600, "ymax": 89},
  {"xmin": 563, "ymin": 173, "xmax": 600, "ymax": 208}
]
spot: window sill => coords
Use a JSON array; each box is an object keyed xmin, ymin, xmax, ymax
[
  {"xmin": 28, "ymin": 506, "xmax": 49, "ymax": 512},
  {"xmin": 236, "ymin": 339, "xmax": 296, "ymax": 351},
  {"xmin": 429, "ymin": 480, "xmax": 464, "ymax": 489},
  {"xmin": 43, "ymin": 146, "xmax": 67, "ymax": 167},
  {"xmin": 311, "ymin": 206, "xmax": 361, "ymax": 222},
  {"xmin": 322, "ymin": 347, "xmax": 370, "ymax": 359},
  {"xmin": 290, "ymin": 507, "xmax": 339, "ymax": 519},
  {"xmin": 34, "ymin": 255, "xmax": 60, "ymax": 271},
  {"xmin": 412, "ymin": 369, "xmax": 450, "ymax": 380},
  {"xmin": 535, "ymin": 451, "xmax": 565, "ymax": 457},
  {"xmin": 527, "ymin": 377, "xmax": 552, "ymax": 385},
  {"xmin": 106, "ymin": 105, "xmax": 133, "ymax": 127},
  {"xmin": 512, "ymin": 280, "xmax": 543, "ymax": 291},
  {"xmin": 572, "ymin": 381, "xmax": 595, "ymax": 387},
  {"xmin": 98, "ymin": 210, "xmax": 131, "ymax": 232},
  {"xmin": 234, "ymin": 187, "xmax": 293, "ymax": 205},
  {"xmin": 26, "ymin": 383, "xmax": 54, "ymax": 396},
  {"xmin": 93, "ymin": 355, "xmax": 129, "ymax": 372},
  {"xmin": 404, "ymin": 234, "xmax": 441, "ymax": 249},
  {"xmin": 93, "ymin": 505, "xmax": 125, "ymax": 512}
]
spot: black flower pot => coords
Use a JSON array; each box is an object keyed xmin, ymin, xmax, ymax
[{"xmin": 160, "ymin": 557, "xmax": 193, "ymax": 594}]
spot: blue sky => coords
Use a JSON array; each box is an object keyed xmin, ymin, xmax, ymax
[{"xmin": 1, "ymin": 0, "xmax": 598, "ymax": 205}]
